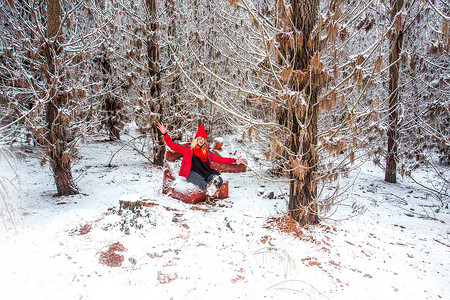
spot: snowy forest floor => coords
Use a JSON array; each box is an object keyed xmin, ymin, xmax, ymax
[{"xmin": 0, "ymin": 134, "xmax": 449, "ymax": 300}]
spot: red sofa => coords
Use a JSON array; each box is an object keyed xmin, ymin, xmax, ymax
[{"xmin": 162, "ymin": 144, "xmax": 246, "ymax": 204}]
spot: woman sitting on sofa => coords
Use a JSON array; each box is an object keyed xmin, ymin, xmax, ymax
[{"xmin": 157, "ymin": 122, "xmax": 246, "ymax": 204}]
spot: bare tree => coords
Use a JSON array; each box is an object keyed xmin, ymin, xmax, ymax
[
  {"xmin": 145, "ymin": 0, "xmax": 165, "ymax": 166},
  {"xmin": 367, "ymin": 0, "xmax": 449, "ymax": 196},
  {"xmin": 164, "ymin": 0, "xmax": 184, "ymax": 140},
  {"xmin": 0, "ymin": 0, "xmax": 111, "ymax": 195},
  {"xmin": 281, "ymin": 0, "xmax": 321, "ymax": 224},
  {"xmin": 44, "ymin": 0, "xmax": 79, "ymax": 195},
  {"xmin": 385, "ymin": 0, "xmax": 404, "ymax": 183},
  {"xmin": 95, "ymin": 47, "xmax": 125, "ymax": 141}
]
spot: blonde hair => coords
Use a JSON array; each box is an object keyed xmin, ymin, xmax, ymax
[{"xmin": 191, "ymin": 137, "xmax": 208, "ymax": 153}]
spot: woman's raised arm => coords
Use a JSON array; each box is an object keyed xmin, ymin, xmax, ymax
[{"xmin": 157, "ymin": 122, "xmax": 186, "ymax": 154}]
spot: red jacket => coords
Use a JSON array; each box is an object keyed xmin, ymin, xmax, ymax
[{"xmin": 164, "ymin": 134, "xmax": 235, "ymax": 178}]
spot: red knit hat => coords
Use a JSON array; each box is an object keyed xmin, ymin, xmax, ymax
[{"xmin": 195, "ymin": 125, "xmax": 208, "ymax": 139}]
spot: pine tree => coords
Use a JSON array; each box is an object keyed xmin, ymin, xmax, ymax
[
  {"xmin": 285, "ymin": 0, "xmax": 321, "ymax": 224},
  {"xmin": 146, "ymin": 0, "xmax": 165, "ymax": 166},
  {"xmin": 385, "ymin": 0, "xmax": 404, "ymax": 184},
  {"xmin": 44, "ymin": 0, "xmax": 79, "ymax": 195}
]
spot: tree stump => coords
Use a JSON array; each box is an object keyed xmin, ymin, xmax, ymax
[{"xmin": 118, "ymin": 194, "xmax": 143, "ymax": 216}]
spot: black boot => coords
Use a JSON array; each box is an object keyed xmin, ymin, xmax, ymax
[{"xmin": 205, "ymin": 195, "xmax": 216, "ymax": 205}]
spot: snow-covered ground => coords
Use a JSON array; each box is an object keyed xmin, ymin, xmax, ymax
[{"xmin": 0, "ymin": 136, "xmax": 449, "ymax": 300}]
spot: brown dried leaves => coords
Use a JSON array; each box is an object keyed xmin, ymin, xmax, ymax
[{"xmin": 99, "ymin": 242, "xmax": 126, "ymax": 267}]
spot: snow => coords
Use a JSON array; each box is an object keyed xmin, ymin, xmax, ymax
[{"xmin": 0, "ymin": 137, "xmax": 449, "ymax": 300}]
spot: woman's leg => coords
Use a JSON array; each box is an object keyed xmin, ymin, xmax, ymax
[{"xmin": 186, "ymin": 171, "xmax": 207, "ymax": 191}]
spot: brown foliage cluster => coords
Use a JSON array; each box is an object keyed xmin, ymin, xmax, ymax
[
  {"xmin": 157, "ymin": 271, "xmax": 178, "ymax": 284},
  {"xmin": 264, "ymin": 215, "xmax": 303, "ymax": 238},
  {"xmin": 231, "ymin": 268, "xmax": 245, "ymax": 283},
  {"xmin": 291, "ymin": 158, "xmax": 308, "ymax": 181},
  {"xmin": 75, "ymin": 224, "xmax": 92, "ymax": 235},
  {"xmin": 99, "ymin": 242, "xmax": 127, "ymax": 267}
]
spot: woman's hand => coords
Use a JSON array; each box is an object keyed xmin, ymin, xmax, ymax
[
  {"xmin": 157, "ymin": 122, "xmax": 167, "ymax": 135},
  {"xmin": 236, "ymin": 156, "xmax": 247, "ymax": 164}
]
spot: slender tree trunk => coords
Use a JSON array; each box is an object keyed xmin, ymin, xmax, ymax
[
  {"xmin": 165, "ymin": 0, "xmax": 183, "ymax": 140},
  {"xmin": 288, "ymin": 0, "xmax": 320, "ymax": 225},
  {"xmin": 385, "ymin": 0, "xmax": 404, "ymax": 183},
  {"xmin": 44, "ymin": 0, "xmax": 78, "ymax": 195},
  {"xmin": 104, "ymin": 95, "xmax": 123, "ymax": 141},
  {"xmin": 98, "ymin": 51, "xmax": 123, "ymax": 141},
  {"xmin": 146, "ymin": 0, "xmax": 165, "ymax": 166}
]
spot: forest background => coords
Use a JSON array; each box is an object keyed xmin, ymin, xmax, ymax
[
  {"xmin": 0, "ymin": 0, "xmax": 449, "ymax": 298},
  {"xmin": 0, "ymin": 0, "xmax": 449, "ymax": 225}
]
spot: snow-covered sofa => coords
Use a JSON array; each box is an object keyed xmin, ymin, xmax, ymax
[{"xmin": 162, "ymin": 141, "xmax": 246, "ymax": 204}]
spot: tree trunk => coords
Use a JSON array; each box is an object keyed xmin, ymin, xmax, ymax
[
  {"xmin": 288, "ymin": 0, "xmax": 320, "ymax": 225},
  {"xmin": 98, "ymin": 51, "xmax": 123, "ymax": 141},
  {"xmin": 104, "ymin": 95, "xmax": 123, "ymax": 141},
  {"xmin": 288, "ymin": 87, "xmax": 320, "ymax": 225},
  {"xmin": 46, "ymin": 0, "xmax": 61, "ymax": 38},
  {"xmin": 146, "ymin": 0, "xmax": 165, "ymax": 166},
  {"xmin": 45, "ymin": 0, "xmax": 78, "ymax": 195},
  {"xmin": 165, "ymin": 0, "xmax": 183, "ymax": 140},
  {"xmin": 385, "ymin": 0, "xmax": 404, "ymax": 183}
]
